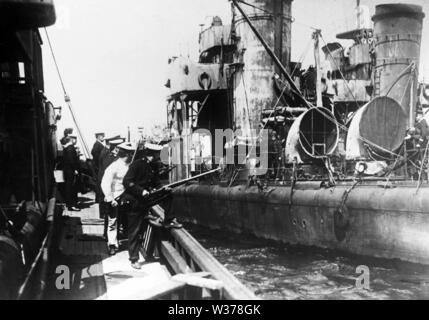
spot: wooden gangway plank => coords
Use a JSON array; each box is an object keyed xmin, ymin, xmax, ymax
[
  {"xmin": 52, "ymin": 196, "xmax": 176, "ymax": 300},
  {"xmin": 47, "ymin": 194, "xmax": 257, "ymax": 300}
]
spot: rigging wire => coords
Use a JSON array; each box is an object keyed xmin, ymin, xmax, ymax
[
  {"xmin": 233, "ymin": 0, "xmax": 418, "ymax": 177},
  {"xmin": 236, "ymin": 0, "xmax": 272, "ymax": 15},
  {"xmin": 289, "ymin": 20, "xmax": 410, "ymax": 158},
  {"xmin": 43, "ymin": 28, "xmax": 91, "ymax": 159},
  {"xmin": 291, "ymin": 37, "xmax": 313, "ymax": 77},
  {"xmin": 384, "ymin": 63, "xmax": 414, "ymax": 97},
  {"xmin": 235, "ymin": 2, "xmax": 404, "ymax": 159},
  {"xmin": 236, "ymin": 0, "xmax": 294, "ymax": 21},
  {"xmin": 293, "ymin": 19, "xmax": 320, "ymax": 31}
]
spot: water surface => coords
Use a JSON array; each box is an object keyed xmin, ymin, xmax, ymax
[{"xmin": 189, "ymin": 226, "xmax": 429, "ymax": 300}]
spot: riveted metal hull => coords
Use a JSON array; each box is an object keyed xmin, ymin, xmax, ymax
[{"xmin": 172, "ymin": 183, "xmax": 429, "ymax": 265}]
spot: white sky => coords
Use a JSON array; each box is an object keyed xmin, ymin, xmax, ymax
[{"xmin": 42, "ymin": 0, "xmax": 429, "ymax": 148}]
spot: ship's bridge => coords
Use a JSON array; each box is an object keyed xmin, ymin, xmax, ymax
[
  {"xmin": 199, "ymin": 17, "xmax": 234, "ymax": 64},
  {"xmin": 165, "ymin": 56, "xmax": 228, "ymax": 98},
  {"xmin": 321, "ymin": 27, "xmax": 373, "ymax": 112}
]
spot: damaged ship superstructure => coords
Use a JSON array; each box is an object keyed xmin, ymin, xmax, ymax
[{"xmin": 165, "ymin": 1, "xmax": 429, "ymax": 265}]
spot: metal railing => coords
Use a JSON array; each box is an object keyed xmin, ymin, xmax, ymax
[{"xmin": 150, "ymin": 205, "xmax": 259, "ymax": 300}]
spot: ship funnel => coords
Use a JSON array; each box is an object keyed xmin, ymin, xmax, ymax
[
  {"xmin": 346, "ymin": 96, "xmax": 408, "ymax": 159},
  {"xmin": 286, "ymin": 108, "xmax": 339, "ymax": 163},
  {"xmin": 0, "ymin": 0, "xmax": 56, "ymax": 29},
  {"xmin": 372, "ymin": 3, "xmax": 425, "ymax": 119},
  {"xmin": 345, "ymin": 4, "xmax": 425, "ymax": 160},
  {"xmin": 233, "ymin": 0, "xmax": 293, "ymax": 138}
]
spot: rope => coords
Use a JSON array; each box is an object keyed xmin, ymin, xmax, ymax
[
  {"xmin": 236, "ymin": 0, "xmax": 294, "ymax": 22},
  {"xmin": 44, "ymin": 28, "xmax": 91, "ymax": 159},
  {"xmin": 236, "ymin": 0, "xmax": 272, "ymax": 15},
  {"xmin": 384, "ymin": 63, "xmax": 414, "ymax": 97},
  {"xmin": 399, "ymin": 75, "xmax": 413, "ymax": 106},
  {"xmin": 293, "ymin": 19, "xmax": 320, "ymax": 31}
]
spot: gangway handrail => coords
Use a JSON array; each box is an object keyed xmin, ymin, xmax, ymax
[{"xmin": 150, "ymin": 205, "xmax": 259, "ymax": 300}]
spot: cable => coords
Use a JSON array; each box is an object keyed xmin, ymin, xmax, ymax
[
  {"xmin": 44, "ymin": 28, "xmax": 91, "ymax": 159},
  {"xmin": 236, "ymin": 0, "xmax": 294, "ymax": 22},
  {"xmin": 43, "ymin": 28, "xmax": 67, "ymax": 94},
  {"xmin": 291, "ymin": 37, "xmax": 313, "ymax": 77},
  {"xmin": 384, "ymin": 63, "xmax": 414, "ymax": 97},
  {"xmin": 236, "ymin": 0, "xmax": 271, "ymax": 15}
]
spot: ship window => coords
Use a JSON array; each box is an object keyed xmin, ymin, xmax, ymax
[
  {"xmin": 18, "ymin": 62, "xmax": 26, "ymax": 84},
  {"xmin": 0, "ymin": 62, "xmax": 26, "ymax": 83}
]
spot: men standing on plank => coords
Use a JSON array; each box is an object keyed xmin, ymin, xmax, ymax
[
  {"xmin": 62, "ymin": 135, "xmax": 81, "ymax": 211},
  {"xmin": 101, "ymin": 142, "xmax": 135, "ymax": 255}
]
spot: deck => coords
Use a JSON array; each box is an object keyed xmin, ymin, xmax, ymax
[{"xmin": 45, "ymin": 195, "xmax": 175, "ymax": 300}]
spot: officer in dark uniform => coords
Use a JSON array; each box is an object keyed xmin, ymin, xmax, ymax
[
  {"xmin": 91, "ymin": 132, "xmax": 105, "ymax": 175},
  {"xmin": 122, "ymin": 143, "xmax": 164, "ymax": 269},
  {"xmin": 91, "ymin": 132, "xmax": 106, "ymax": 204},
  {"xmin": 60, "ymin": 128, "xmax": 74, "ymax": 146},
  {"xmin": 62, "ymin": 135, "xmax": 81, "ymax": 211}
]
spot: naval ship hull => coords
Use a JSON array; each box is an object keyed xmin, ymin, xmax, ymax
[{"xmin": 172, "ymin": 183, "xmax": 429, "ymax": 265}]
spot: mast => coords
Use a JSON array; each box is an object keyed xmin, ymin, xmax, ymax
[
  {"xmin": 356, "ymin": 0, "xmax": 361, "ymax": 29},
  {"xmin": 313, "ymin": 29, "xmax": 322, "ymax": 107}
]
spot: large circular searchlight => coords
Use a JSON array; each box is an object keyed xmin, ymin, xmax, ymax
[
  {"xmin": 346, "ymin": 96, "xmax": 408, "ymax": 159},
  {"xmin": 286, "ymin": 108, "xmax": 339, "ymax": 163}
]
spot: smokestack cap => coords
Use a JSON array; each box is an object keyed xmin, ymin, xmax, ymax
[{"xmin": 373, "ymin": 3, "xmax": 425, "ymax": 22}]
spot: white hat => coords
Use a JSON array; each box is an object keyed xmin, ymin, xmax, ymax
[
  {"xmin": 118, "ymin": 142, "xmax": 136, "ymax": 151},
  {"xmin": 144, "ymin": 143, "xmax": 163, "ymax": 152},
  {"xmin": 109, "ymin": 139, "xmax": 124, "ymax": 146}
]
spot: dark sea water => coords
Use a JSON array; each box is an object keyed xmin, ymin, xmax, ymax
[{"xmin": 188, "ymin": 226, "xmax": 429, "ymax": 300}]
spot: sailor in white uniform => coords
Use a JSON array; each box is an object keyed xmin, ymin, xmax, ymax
[{"xmin": 101, "ymin": 142, "xmax": 135, "ymax": 255}]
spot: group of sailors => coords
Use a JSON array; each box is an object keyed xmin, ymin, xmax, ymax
[{"xmin": 59, "ymin": 130, "xmax": 181, "ymax": 270}]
